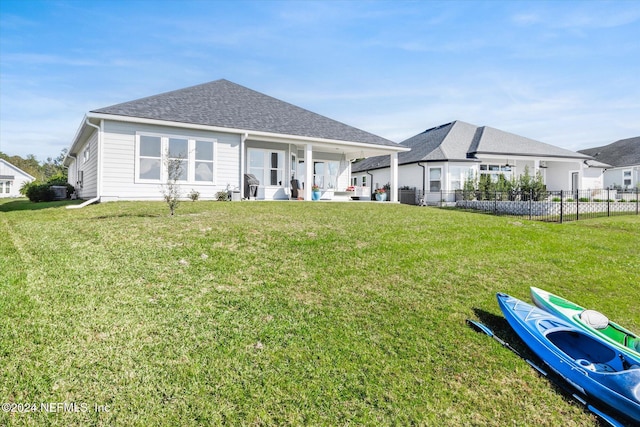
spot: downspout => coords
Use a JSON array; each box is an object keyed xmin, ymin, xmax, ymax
[
  {"xmin": 67, "ymin": 118, "xmax": 101, "ymax": 209},
  {"xmin": 67, "ymin": 154, "xmax": 77, "ymax": 188},
  {"xmin": 240, "ymin": 133, "xmax": 248, "ymax": 195},
  {"xmin": 366, "ymin": 170, "xmax": 374, "ymax": 200},
  {"xmin": 418, "ymin": 162, "xmax": 426, "ymax": 201}
]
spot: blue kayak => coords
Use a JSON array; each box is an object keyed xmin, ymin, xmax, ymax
[{"xmin": 497, "ymin": 293, "xmax": 640, "ymax": 424}]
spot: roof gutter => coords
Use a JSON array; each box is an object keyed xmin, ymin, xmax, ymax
[{"xmin": 85, "ymin": 112, "xmax": 410, "ymax": 153}]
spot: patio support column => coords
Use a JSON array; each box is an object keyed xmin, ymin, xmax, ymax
[
  {"xmin": 304, "ymin": 143, "xmax": 313, "ymax": 200},
  {"xmin": 390, "ymin": 152, "xmax": 398, "ymax": 202}
]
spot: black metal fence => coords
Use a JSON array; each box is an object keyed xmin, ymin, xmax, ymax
[{"xmin": 415, "ymin": 188, "xmax": 640, "ymax": 223}]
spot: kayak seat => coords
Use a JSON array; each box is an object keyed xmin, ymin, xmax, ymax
[{"xmin": 580, "ymin": 310, "xmax": 608, "ymax": 330}]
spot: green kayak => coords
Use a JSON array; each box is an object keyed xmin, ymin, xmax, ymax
[{"xmin": 530, "ymin": 286, "xmax": 640, "ymax": 359}]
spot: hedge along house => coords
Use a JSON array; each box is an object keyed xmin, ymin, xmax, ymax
[
  {"xmin": 0, "ymin": 159, "xmax": 35, "ymax": 198},
  {"xmin": 64, "ymin": 79, "xmax": 409, "ymax": 203},
  {"xmin": 351, "ymin": 120, "xmax": 606, "ymax": 203}
]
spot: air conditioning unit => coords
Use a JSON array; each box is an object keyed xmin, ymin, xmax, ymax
[{"xmin": 50, "ymin": 186, "xmax": 67, "ymax": 200}]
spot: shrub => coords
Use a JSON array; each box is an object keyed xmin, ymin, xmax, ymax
[
  {"xmin": 25, "ymin": 183, "xmax": 55, "ymax": 202},
  {"xmin": 188, "ymin": 189, "xmax": 200, "ymax": 201},
  {"xmin": 216, "ymin": 191, "xmax": 230, "ymax": 201},
  {"xmin": 579, "ymin": 197, "xmax": 589, "ymax": 202},
  {"xmin": 552, "ymin": 197, "xmax": 562, "ymax": 202}
]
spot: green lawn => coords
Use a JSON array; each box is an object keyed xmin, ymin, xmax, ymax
[{"xmin": 1, "ymin": 198, "xmax": 638, "ymax": 426}]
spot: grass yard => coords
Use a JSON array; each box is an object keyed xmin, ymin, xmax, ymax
[{"xmin": 1, "ymin": 198, "xmax": 638, "ymax": 426}]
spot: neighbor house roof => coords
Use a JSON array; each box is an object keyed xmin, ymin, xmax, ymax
[
  {"xmin": 91, "ymin": 79, "xmax": 400, "ymax": 148},
  {"xmin": 0, "ymin": 158, "xmax": 35, "ymax": 181},
  {"xmin": 352, "ymin": 120, "xmax": 592, "ymax": 172},
  {"xmin": 578, "ymin": 137, "xmax": 640, "ymax": 168}
]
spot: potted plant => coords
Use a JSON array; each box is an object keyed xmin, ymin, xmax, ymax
[
  {"xmin": 311, "ymin": 184, "xmax": 321, "ymax": 201},
  {"xmin": 375, "ymin": 188, "xmax": 387, "ymax": 202}
]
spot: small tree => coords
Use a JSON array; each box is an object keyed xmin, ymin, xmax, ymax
[
  {"xmin": 478, "ymin": 174, "xmax": 493, "ymax": 200},
  {"xmin": 161, "ymin": 154, "xmax": 185, "ymax": 216},
  {"xmin": 463, "ymin": 171, "xmax": 477, "ymax": 200}
]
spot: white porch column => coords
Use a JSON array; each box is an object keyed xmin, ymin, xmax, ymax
[
  {"xmin": 304, "ymin": 144, "xmax": 313, "ymax": 200},
  {"xmin": 390, "ymin": 152, "xmax": 399, "ymax": 202}
]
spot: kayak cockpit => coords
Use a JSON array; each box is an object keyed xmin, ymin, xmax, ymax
[{"xmin": 546, "ymin": 330, "xmax": 630, "ymax": 372}]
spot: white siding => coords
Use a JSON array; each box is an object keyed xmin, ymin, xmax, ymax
[
  {"xmin": 582, "ymin": 166, "xmax": 604, "ymax": 190},
  {"xmin": 398, "ymin": 164, "xmax": 423, "ymax": 190},
  {"xmin": 100, "ymin": 121, "xmax": 241, "ymax": 201},
  {"xmin": 76, "ymin": 131, "xmax": 98, "ymax": 199}
]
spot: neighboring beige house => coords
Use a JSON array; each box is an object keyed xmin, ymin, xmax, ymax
[
  {"xmin": 579, "ymin": 137, "xmax": 640, "ymax": 190},
  {"xmin": 352, "ymin": 120, "xmax": 607, "ymax": 202},
  {"xmin": 64, "ymin": 79, "xmax": 409, "ymax": 203},
  {"xmin": 0, "ymin": 158, "xmax": 35, "ymax": 198}
]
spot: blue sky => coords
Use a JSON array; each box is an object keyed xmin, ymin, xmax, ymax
[{"xmin": 1, "ymin": 0, "xmax": 639, "ymax": 161}]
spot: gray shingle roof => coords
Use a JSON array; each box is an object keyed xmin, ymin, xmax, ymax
[
  {"xmin": 92, "ymin": 79, "xmax": 399, "ymax": 147},
  {"xmin": 352, "ymin": 120, "xmax": 592, "ymax": 172},
  {"xmin": 578, "ymin": 137, "xmax": 640, "ymax": 167}
]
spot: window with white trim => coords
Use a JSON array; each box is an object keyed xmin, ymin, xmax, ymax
[
  {"xmin": 479, "ymin": 164, "xmax": 513, "ymax": 181},
  {"xmin": 450, "ymin": 166, "xmax": 472, "ymax": 190},
  {"xmin": 247, "ymin": 148, "xmax": 285, "ymax": 186},
  {"xmin": 139, "ymin": 135, "xmax": 162, "ymax": 180},
  {"xmin": 313, "ymin": 160, "xmax": 339, "ymax": 189},
  {"xmin": 195, "ymin": 140, "xmax": 214, "ymax": 182},
  {"xmin": 623, "ymin": 169, "xmax": 632, "ymax": 187},
  {"xmin": 1, "ymin": 180, "xmax": 11, "ymax": 194},
  {"xmin": 429, "ymin": 167, "xmax": 442, "ymax": 192},
  {"xmin": 136, "ymin": 133, "xmax": 216, "ymax": 183},
  {"xmin": 168, "ymin": 138, "xmax": 188, "ymax": 181}
]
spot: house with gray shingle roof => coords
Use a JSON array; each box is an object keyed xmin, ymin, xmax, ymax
[
  {"xmin": 351, "ymin": 120, "xmax": 605, "ymax": 203},
  {"xmin": 64, "ymin": 79, "xmax": 409, "ymax": 202},
  {"xmin": 579, "ymin": 137, "xmax": 640, "ymax": 190}
]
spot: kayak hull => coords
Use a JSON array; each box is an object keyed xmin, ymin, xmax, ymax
[
  {"xmin": 497, "ymin": 293, "xmax": 640, "ymax": 423},
  {"xmin": 530, "ymin": 286, "xmax": 640, "ymax": 359}
]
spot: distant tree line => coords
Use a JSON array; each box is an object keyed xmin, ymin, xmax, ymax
[
  {"xmin": 0, "ymin": 148, "xmax": 68, "ymax": 182},
  {"xmin": 1, "ymin": 149, "xmax": 73, "ymax": 202}
]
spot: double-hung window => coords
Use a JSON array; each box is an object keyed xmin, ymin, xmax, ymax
[
  {"xmin": 0, "ymin": 180, "xmax": 12, "ymax": 194},
  {"xmin": 139, "ymin": 135, "xmax": 162, "ymax": 180},
  {"xmin": 168, "ymin": 138, "xmax": 189, "ymax": 181},
  {"xmin": 429, "ymin": 167, "xmax": 442, "ymax": 192},
  {"xmin": 195, "ymin": 140, "xmax": 214, "ymax": 182},
  {"xmin": 623, "ymin": 170, "xmax": 632, "ymax": 188},
  {"xmin": 136, "ymin": 134, "xmax": 216, "ymax": 183}
]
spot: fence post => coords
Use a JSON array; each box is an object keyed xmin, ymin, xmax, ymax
[
  {"xmin": 576, "ymin": 189, "xmax": 580, "ymax": 221},
  {"xmin": 637, "ymin": 187, "xmax": 639, "ymax": 215},
  {"xmin": 607, "ymin": 188, "xmax": 610, "ymax": 217},
  {"xmin": 529, "ymin": 190, "xmax": 532, "ymax": 220},
  {"xmin": 559, "ymin": 190, "xmax": 563, "ymax": 224}
]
